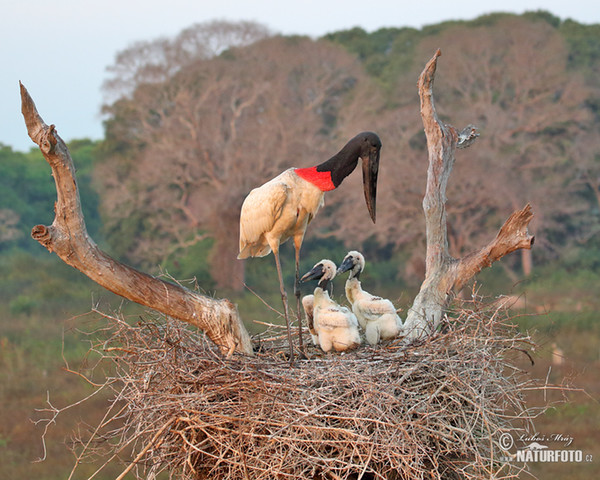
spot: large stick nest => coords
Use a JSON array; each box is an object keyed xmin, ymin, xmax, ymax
[{"xmin": 75, "ymin": 300, "xmax": 539, "ymax": 480}]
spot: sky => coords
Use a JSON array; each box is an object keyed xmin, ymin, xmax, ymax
[{"xmin": 2, "ymin": 0, "xmax": 598, "ymax": 152}]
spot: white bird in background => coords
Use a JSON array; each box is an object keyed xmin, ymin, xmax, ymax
[
  {"xmin": 301, "ymin": 294, "xmax": 319, "ymax": 347},
  {"xmin": 301, "ymin": 259, "xmax": 361, "ymax": 353},
  {"xmin": 238, "ymin": 132, "xmax": 381, "ymax": 360},
  {"xmin": 337, "ymin": 251, "xmax": 403, "ymax": 345}
]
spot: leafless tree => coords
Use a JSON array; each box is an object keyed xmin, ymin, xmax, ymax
[
  {"xmin": 20, "ymin": 83, "xmax": 253, "ymax": 355},
  {"xmin": 415, "ymin": 18, "xmax": 591, "ymax": 273},
  {"xmin": 102, "ymin": 20, "xmax": 271, "ymax": 102},
  {"xmin": 403, "ymin": 50, "xmax": 534, "ymax": 339}
]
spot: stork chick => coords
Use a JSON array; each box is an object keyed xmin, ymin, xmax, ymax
[
  {"xmin": 337, "ymin": 251, "xmax": 403, "ymax": 345},
  {"xmin": 301, "ymin": 260, "xmax": 361, "ymax": 353},
  {"xmin": 239, "ymin": 133, "xmax": 381, "ymax": 360},
  {"xmin": 301, "ymin": 294, "xmax": 319, "ymax": 347}
]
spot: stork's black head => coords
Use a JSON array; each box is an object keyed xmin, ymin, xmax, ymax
[
  {"xmin": 356, "ymin": 132, "xmax": 380, "ymax": 224},
  {"xmin": 317, "ymin": 132, "xmax": 381, "ymax": 223}
]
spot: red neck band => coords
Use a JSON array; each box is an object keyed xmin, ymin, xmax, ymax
[{"xmin": 294, "ymin": 166, "xmax": 336, "ymax": 192}]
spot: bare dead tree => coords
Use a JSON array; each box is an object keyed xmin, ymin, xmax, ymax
[
  {"xmin": 403, "ymin": 50, "xmax": 535, "ymax": 340},
  {"xmin": 19, "ymin": 82, "xmax": 253, "ymax": 356},
  {"xmin": 414, "ymin": 19, "xmax": 588, "ymax": 273}
]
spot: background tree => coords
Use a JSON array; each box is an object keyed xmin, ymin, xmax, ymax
[
  {"xmin": 97, "ymin": 14, "xmax": 600, "ymax": 291},
  {"xmin": 100, "ymin": 25, "xmax": 373, "ymax": 290},
  {"xmin": 421, "ymin": 17, "xmax": 595, "ymax": 275},
  {"xmin": 325, "ymin": 15, "xmax": 598, "ymax": 281},
  {"xmin": 102, "ymin": 20, "xmax": 272, "ymax": 102}
]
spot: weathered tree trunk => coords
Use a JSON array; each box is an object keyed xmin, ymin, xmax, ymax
[
  {"xmin": 20, "ymin": 82, "xmax": 253, "ymax": 356},
  {"xmin": 521, "ymin": 248, "xmax": 533, "ymax": 277},
  {"xmin": 403, "ymin": 51, "xmax": 535, "ymax": 340},
  {"xmin": 210, "ymin": 210, "xmax": 246, "ymax": 291}
]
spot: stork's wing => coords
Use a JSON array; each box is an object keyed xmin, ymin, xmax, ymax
[
  {"xmin": 354, "ymin": 296, "xmax": 397, "ymax": 322},
  {"xmin": 238, "ymin": 181, "xmax": 289, "ymax": 258}
]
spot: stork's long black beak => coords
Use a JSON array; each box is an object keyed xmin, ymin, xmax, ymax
[
  {"xmin": 337, "ymin": 256, "xmax": 354, "ymax": 275},
  {"xmin": 301, "ymin": 263, "xmax": 324, "ymax": 283},
  {"xmin": 361, "ymin": 148, "xmax": 379, "ymax": 223}
]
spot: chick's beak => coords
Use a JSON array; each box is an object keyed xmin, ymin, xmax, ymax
[
  {"xmin": 301, "ymin": 263, "xmax": 325, "ymax": 283},
  {"xmin": 337, "ymin": 256, "xmax": 354, "ymax": 275}
]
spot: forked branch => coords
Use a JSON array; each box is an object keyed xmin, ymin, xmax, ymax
[
  {"xmin": 453, "ymin": 204, "xmax": 534, "ymax": 292},
  {"xmin": 19, "ymin": 82, "xmax": 253, "ymax": 356},
  {"xmin": 403, "ymin": 51, "xmax": 535, "ymax": 340}
]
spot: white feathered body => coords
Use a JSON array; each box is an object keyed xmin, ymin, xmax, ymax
[
  {"xmin": 238, "ymin": 169, "xmax": 325, "ymax": 259},
  {"xmin": 301, "ymin": 294, "xmax": 320, "ymax": 347},
  {"xmin": 345, "ymin": 278, "xmax": 403, "ymax": 345},
  {"xmin": 312, "ymin": 287, "xmax": 361, "ymax": 353}
]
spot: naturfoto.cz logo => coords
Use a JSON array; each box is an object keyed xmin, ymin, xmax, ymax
[{"xmin": 498, "ymin": 432, "xmax": 593, "ymax": 464}]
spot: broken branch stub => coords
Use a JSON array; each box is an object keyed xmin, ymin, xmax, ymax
[
  {"xmin": 403, "ymin": 52, "xmax": 535, "ymax": 340},
  {"xmin": 19, "ymin": 82, "xmax": 253, "ymax": 356}
]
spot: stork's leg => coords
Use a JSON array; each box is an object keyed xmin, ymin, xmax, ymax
[
  {"xmin": 293, "ymin": 237, "xmax": 304, "ymax": 354},
  {"xmin": 273, "ymin": 248, "xmax": 294, "ymax": 362}
]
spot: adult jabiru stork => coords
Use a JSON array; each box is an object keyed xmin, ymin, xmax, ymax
[
  {"xmin": 337, "ymin": 251, "xmax": 403, "ymax": 345},
  {"xmin": 238, "ymin": 132, "xmax": 381, "ymax": 360},
  {"xmin": 301, "ymin": 259, "xmax": 361, "ymax": 353}
]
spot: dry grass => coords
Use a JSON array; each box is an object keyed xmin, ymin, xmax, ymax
[{"xmin": 55, "ymin": 299, "xmax": 550, "ymax": 480}]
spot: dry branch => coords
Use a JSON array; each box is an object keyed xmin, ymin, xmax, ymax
[
  {"xmin": 403, "ymin": 51, "xmax": 535, "ymax": 340},
  {"xmin": 19, "ymin": 82, "xmax": 252, "ymax": 356}
]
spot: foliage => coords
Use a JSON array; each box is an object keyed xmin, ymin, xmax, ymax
[
  {"xmin": 3, "ymin": 12, "xmax": 599, "ymax": 294},
  {"xmin": 323, "ymin": 26, "xmax": 421, "ymax": 96},
  {"xmin": 0, "ymin": 145, "xmax": 54, "ymax": 251},
  {"xmin": 0, "ymin": 140, "xmax": 103, "ymax": 253},
  {"xmin": 560, "ymin": 20, "xmax": 600, "ymax": 75},
  {"xmin": 94, "ymin": 14, "xmax": 600, "ymax": 292}
]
